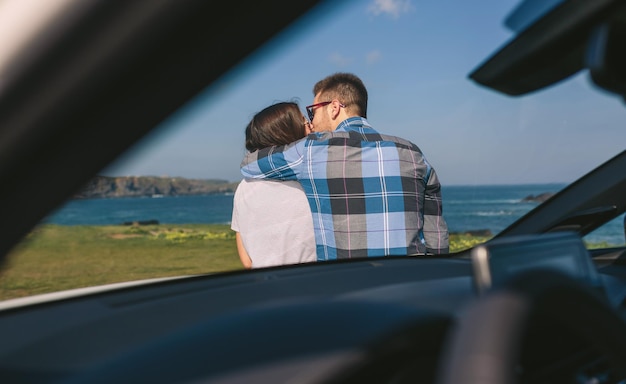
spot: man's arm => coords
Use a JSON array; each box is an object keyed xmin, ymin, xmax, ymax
[
  {"xmin": 240, "ymin": 140, "xmax": 305, "ymax": 180},
  {"xmin": 423, "ymin": 168, "xmax": 450, "ymax": 254}
]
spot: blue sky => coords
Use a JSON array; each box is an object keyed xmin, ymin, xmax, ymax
[{"xmin": 104, "ymin": 0, "xmax": 626, "ymax": 186}]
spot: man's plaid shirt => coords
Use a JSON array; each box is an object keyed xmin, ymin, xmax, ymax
[{"xmin": 240, "ymin": 117, "xmax": 449, "ymax": 260}]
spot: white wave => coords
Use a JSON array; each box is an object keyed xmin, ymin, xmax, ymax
[
  {"xmin": 474, "ymin": 210, "xmax": 514, "ymax": 216},
  {"xmin": 446, "ymin": 199, "xmax": 533, "ymax": 205}
]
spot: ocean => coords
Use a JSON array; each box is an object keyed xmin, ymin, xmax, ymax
[{"xmin": 43, "ymin": 184, "xmax": 625, "ymax": 245}]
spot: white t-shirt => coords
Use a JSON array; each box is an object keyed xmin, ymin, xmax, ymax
[{"xmin": 231, "ymin": 178, "xmax": 317, "ymax": 268}]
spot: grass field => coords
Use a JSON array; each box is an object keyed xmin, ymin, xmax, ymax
[{"xmin": 0, "ymin": 224, "xmax": 489, "ymax": 301}]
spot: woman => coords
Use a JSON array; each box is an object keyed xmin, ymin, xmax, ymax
[{"xmin": 231, "ymin": 102, "xmax": 316, "ymax": 268}]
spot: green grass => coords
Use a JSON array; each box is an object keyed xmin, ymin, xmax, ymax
[
  {"xmin": 0, "ymin": 224, "xmax": 492, "ymax": 301},
  {"xmin": 5, "ymin": 224, "xmax": 615, "ymax": 302},
  {"xmin": 0, "ymin": 224, "xmax": 242, "ymax": 301}
]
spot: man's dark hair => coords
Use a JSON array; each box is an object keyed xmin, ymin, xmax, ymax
[{"xmin": 313, "ymin": 72, "xmax": 368, "ymax": 118}]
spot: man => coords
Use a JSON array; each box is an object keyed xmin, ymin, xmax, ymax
[{"xmin": 241, "ymin": 72, "xmax": 449, "ymax": 260}]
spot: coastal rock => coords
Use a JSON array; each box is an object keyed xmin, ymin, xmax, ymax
[
  {"xmin": 521, "ymin": 192, "xmax": 555, "ymax": 203},
  {"xmin": 74, "ymin": 176, "xmax": 239, "ymax": 199},
  {"xmin": 122, "ymin": 220, "xmax": 160, "ymax": 226}
]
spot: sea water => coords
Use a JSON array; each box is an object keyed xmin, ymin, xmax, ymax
[{"xmin": 42, "ymin": 184, "xmax": 625, "ymax": 245}]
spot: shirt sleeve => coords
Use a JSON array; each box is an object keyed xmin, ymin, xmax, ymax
[
  {"xmin": 422, "ymin": 167, "xmax": 450, "ymax": 254},
  {"xmin": 240, "ymin": 139, "xmax": 306, "ymax": 180}
]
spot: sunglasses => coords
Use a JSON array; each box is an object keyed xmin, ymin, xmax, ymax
[{"xmin": 305, "ymin": 101, "xmax": 332, "ymax": 121}]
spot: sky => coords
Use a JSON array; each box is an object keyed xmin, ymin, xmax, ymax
[{"xmin": 103, "ymin": 0, "xmax": 626, "ymax": 186}]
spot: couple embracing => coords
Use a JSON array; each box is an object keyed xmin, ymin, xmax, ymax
[{"xmin": 231, "ymin": 72, "xmax": 449, "ymax": 269}]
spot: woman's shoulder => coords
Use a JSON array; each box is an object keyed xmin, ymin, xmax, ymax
[{"xmin": 240, "ymin": 178, "xmax": 303, "ymax": 190}]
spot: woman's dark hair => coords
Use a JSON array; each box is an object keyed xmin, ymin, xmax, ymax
[{"xmin": 245, "ymin": 102, "xmax": 306, "ymax": 151}]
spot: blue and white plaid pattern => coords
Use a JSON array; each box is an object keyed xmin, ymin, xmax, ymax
[{"xmin": 241, "ymin": 117, "xmax": 449, "ymax": 260}]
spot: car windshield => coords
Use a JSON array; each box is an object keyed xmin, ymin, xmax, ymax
[{"xmin": 1, "ymin": 0, "xmax": 625, "ymax": 302}]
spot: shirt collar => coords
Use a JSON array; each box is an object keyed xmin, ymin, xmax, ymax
[{"xmin": 335, "ymin": 117, "xmax": 375, "ymax": 133}]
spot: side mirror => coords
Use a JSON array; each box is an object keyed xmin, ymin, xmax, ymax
[{"xmin": 586, "ymin": 22, "xmax": 626, "ymax": 101}]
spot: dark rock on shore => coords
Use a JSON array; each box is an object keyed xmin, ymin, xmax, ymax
[
  {"xmin": 122, "ymin": 220, "xmax": 160, "ymax": 226},
  {"xmin": 521, "ymin": 192, "xmax": 555, "ymax": 203}
]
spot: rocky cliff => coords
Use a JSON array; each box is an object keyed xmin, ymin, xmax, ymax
[
  {"xmin": 520, "ymin": 192, "xmax": 555, "ymax": 203},
  {"xmin": 74, "ymin": 176, "xmax": 239, "ymax": 199}
]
